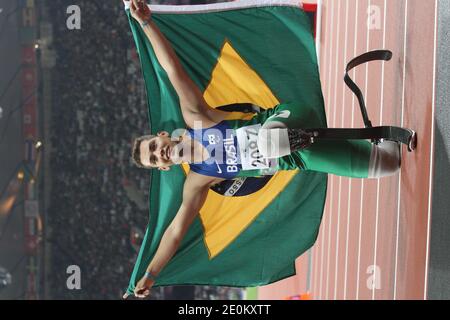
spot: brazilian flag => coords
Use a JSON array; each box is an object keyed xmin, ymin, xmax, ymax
[{"xmin": 124, "ymin": 0, "xmax": 327, "ymax": 294}]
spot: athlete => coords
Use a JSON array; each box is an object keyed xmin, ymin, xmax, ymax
[{"xmin": 126, "ymin": 0, "xmax": 403, "ymax": 299}]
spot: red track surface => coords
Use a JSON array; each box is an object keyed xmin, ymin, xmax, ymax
[{"xmin": 259, "ymin": 0, "xmax": 437, "ymax": 300}]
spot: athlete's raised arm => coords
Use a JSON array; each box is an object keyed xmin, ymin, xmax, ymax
[
  {"xmin": 129, "ymin": 0, "xmax": 226, "ymax": 127},
  {"xmin": 132, "ymin": 171, "xmax": 214, "ymax": 298}
]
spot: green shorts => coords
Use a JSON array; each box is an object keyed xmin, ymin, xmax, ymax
[{"xmin": 262, "ymin": 103, "xmax": 373, "ymax": 179}]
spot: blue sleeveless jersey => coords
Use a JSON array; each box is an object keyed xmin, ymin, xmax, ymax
[
  {"xmin": 186, "ymin": 103, "xmax": 310, "ymax": 179},
  {"xmin": 187, "ymin": 121, "xmax": 243, "ymax": 179}
]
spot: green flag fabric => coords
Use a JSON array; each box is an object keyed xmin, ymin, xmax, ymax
[{"xmin": 124, "ymin": 0, "xmax": 327, "ymax": 294}]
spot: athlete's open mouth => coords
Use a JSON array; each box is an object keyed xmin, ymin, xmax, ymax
[{"xmin": 165, "ymin": 146, "xmax": 171, "ymax": 161}]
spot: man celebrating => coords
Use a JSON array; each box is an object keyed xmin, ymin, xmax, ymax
[{"xmin": 127, "ymin": 0, "xmax": 402, "ymax": 298}]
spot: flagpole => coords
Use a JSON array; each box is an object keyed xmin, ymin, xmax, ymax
[{"xmin": 124, "ymin": 0, "xmax": 304, "ymax": 13}]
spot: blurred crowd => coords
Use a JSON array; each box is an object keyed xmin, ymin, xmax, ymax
[{"xmin": 45, "ymin": 0, "xmax": 241, "ymax": 300}]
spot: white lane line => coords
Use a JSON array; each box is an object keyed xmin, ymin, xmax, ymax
[
  {"xmin": 343, "ymin": 0, "xmax": 359, "ymax": 300},
  {"xmin": 311, "ymin": 242, "xmax": 317, "ymax": 297},
  {"xmin": 325, "ymin": 0, "xmax": 341, "ymax": 300},
  {"xmin": 326, "ymin": 0, "xmax": 335, "ymax": 119},
  {"xmin": 424, "ymin": 0, "xmax": 438, "ymax": 301},
  {"xmin": 334, "ymin": 0, "xmax": 350, "ymax": 301},
  {"xmin": 318, "ymin": 204, "xmax": 327, "ymax": 299},
  {"xmin": 356, "ymin": 0, "xmax": 372, "ymax": 300},
  {"xmin": 311, "ymin": 221, "xmax": 317, "ymax": 296},
  {"xmin": 372, "ymin": 0, "xmax": 388, "ymax": 300},
  {"xmin": 394, "ymin": 0, "xmax": 408, "ymax": 300},
  {"xmin": 319, "ymin": 0, "xmax": 335, "ymax": 300},
  {"xmin": 334, "ymin": 176, "xmax": 343, "ymax": 299}
]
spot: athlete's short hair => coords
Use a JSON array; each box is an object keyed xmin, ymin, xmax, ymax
[{"xmin": 131, "ymin": 135, "xmax": 156, "ymax": 169}]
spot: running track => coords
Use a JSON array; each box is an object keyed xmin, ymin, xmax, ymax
[{"xmin": 259, "ymin": 0, "xmax": 437, "ymax": 300}]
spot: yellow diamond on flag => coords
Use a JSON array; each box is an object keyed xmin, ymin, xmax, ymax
[{"xmin": 181, "ymin": 40, "xmax": 300, "ymax": 259}]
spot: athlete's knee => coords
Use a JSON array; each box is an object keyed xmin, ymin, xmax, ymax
[{"xmin": 367, "ymin": 141, "xmax": 401, "ymax": 178}]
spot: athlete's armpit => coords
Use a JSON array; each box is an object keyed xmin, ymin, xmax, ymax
[{"xmin": 180, "ymin": 95, "xmax": 228, "ymax": 129}]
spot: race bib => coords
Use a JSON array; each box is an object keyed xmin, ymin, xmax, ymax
[{"xmin": 236, "ymin": 124, "xmax": 278, "ymax": 171}]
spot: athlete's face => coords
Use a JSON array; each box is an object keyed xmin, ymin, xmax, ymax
[{"xmin": 139, "ymin": 132, "xmax": 183, "ymax": 170}]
